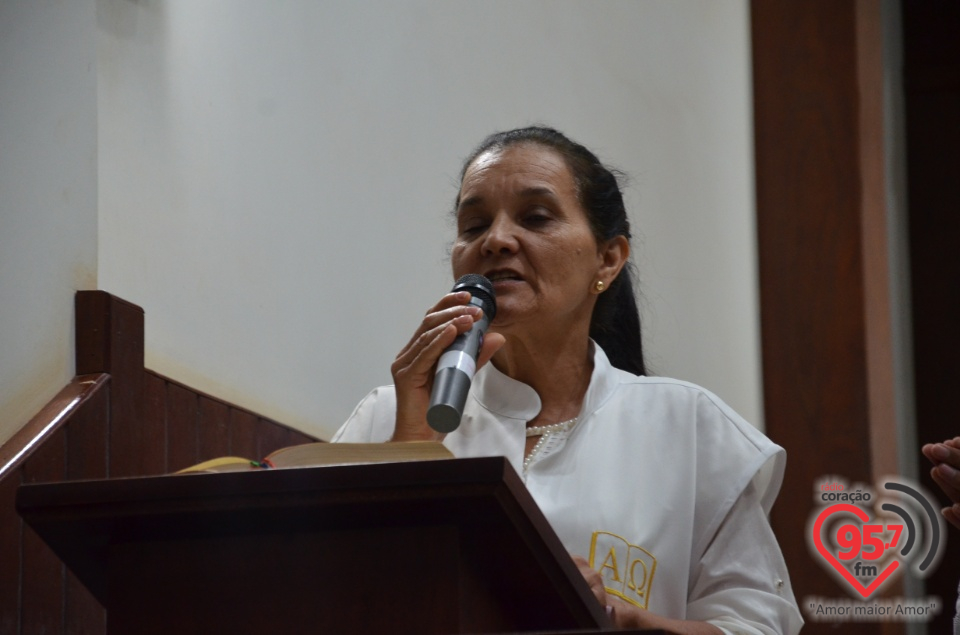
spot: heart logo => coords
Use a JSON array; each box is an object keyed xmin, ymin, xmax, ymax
[{"xmin": 812, "ymin": 504, "xmax": 902, "ymax": 599}]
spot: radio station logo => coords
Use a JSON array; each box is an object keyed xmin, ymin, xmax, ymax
[{"xmin": 807, "ymin": 477, "xmax": 943, "ymax": 599}]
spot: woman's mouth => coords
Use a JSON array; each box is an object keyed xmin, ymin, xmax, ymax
[{"xmin": 485, "ymin": 270, "xmax": 523, "ymax": 283}]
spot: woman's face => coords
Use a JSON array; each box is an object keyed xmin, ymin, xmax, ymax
[{"xmin": 452, "ymin": 143, "xmax": 616, "ymax": 335}]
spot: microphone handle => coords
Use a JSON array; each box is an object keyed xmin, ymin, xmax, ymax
[{"xmin": 426, "ymin": 304, "xmax": 490, "ymax": 432}]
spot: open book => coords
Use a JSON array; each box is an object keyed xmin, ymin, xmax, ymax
[{"xmin": 176, "ymin": 441, "xmax": 453, "ymax": 474}]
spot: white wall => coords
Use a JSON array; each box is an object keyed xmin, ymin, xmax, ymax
[
  {"xmin": 97, "ymin": 0, "xmax": 763, "ymax": 440},
  {"xmin": 0, "ymin": 0, "xmax": 99, "ymax": 447}
]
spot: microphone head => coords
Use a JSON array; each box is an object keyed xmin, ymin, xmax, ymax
[{"xmin": 452, "ymin": 274, "xmax": 496, "ymax": 319}]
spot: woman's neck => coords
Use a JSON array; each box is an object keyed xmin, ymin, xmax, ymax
[{"xmin": 491, "ymin": 328, "xmax": 594, "ymax": 426}]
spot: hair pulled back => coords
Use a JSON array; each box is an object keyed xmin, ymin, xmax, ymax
[{"xmin": 458, "ymin": 126, "xmax": 646, "ymax": 376}]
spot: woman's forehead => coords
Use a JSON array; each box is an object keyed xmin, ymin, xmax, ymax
[{"xmin": 461, "ymin": 144, "xmax": 574, "ymax": 193}]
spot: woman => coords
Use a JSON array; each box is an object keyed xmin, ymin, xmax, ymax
[
  {"xmin": 333, "ymin": 127, "xmax": 803, "ymax": 634},
  {"xmin": 921, "ymin": 436, "xmax": 960, "ymax": 634},
  {"xmin": 922, "ymin": 436, "xmax": 960, "ymax": 530}
]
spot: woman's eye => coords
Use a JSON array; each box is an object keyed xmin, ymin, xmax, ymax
[
  {"xmin": 524, "ymin": 211, "xmax": 552, "ymax": 226},
  {"xmin": 460, "ymin": 222, "xmax": 487, "ymax": 236}
]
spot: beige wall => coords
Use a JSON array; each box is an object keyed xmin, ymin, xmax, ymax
[
  {"xmin": 96, "ymin": 1, "xmax": 764, "ymax": 440},
  {"xmin": 1, "ymin": 1, "xmax": 764, "ymax": 445},
  {"xmin": 0, "ymin": 0, "xmax": 99, "ymax": 447}
]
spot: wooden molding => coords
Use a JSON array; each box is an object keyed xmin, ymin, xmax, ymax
[
  {"xmin": 1, "ymin": 291, "xmax": 317, "ymax": 634},
  {"xmin": 751, "ymin": 2, "xmax": 902, "ymax": 631},
  {"xmin": 0, "ymin": 374, "xmax": 108, "ymax": 482}
]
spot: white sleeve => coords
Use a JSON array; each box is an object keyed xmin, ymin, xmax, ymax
[
  {"xmin": 954, "ymin": 578, "xmax": 960, "ymax": 635},
  {"xmin": 330, "ymin": 386, "xmax": 397, "ymax": 443},
  {"xmin": 686, "ymin": 481, "xmax": 804, "ymax": 635}
]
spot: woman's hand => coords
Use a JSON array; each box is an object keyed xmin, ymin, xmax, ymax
[
  {"xmin": 921, "ymin": 436, "xmax": 960, "ymax": 530},
  {"xmin": 390, "ymin": 291, "xmax": 505, "ymax": 442},
  {"xmin": 572, "ymin": 556, "xmax": 722, "ymax": 635}
]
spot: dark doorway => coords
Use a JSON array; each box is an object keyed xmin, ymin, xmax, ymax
[{"xmin": 903, "ymin": 2, "xmax": 960, "ymax": 632}]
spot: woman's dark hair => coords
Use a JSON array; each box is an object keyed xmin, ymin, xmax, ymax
[{"xmin": 458, "ymin": 126, "xmax": 646, "ymax": 376}]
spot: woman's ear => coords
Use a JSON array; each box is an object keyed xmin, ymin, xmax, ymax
[{"xmin": 597, "ymin": 235, "xmax": 630, "ymax": 285}]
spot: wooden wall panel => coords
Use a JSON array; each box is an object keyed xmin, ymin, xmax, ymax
[
  {"xmin": 282, "ymin": 425, "xmax": 313, "ymax": 449},
  {"xmin": 74, "ymin": 291, "xmax": 112, "ymax": 376},
  {"xmin": 198, "ymin": 397, "xmax": 230, "ymax": 461},
  {"xmin": 0, "ymin": 375, "xmax": 108, "ymax": 635},
  {"xmin": 106, "ymin": 297, "xmax": 144, "ymax": 474},
  {"xmin": 0, "ymin": 291, "xmax": 316, "ymax": 635},
  {"xmin": 76, "ymin": 292, "xmax": 145, "ymax": 479},
  {"xmin": 228, "ymin": 409, "xmax": 259, "ymax": 460},
  {"xmin": 0, "ymin": 472, "xmax": 22, "ymax": 634},
  {"xmin": 20, "ymin": 427, "xmax": 67, "ymax": 634},
  {"xmin": 166, "ymin": 383, "xmax": 200, "ymax": 473},
  {"xmin": 0, "ymin": 376, "xmax": 109, "ymax": 482},
  {"xmin": 65, "ymin": 385, "xmax": 109, "ymax": 482},
  {"xmin": 257, "ymin": 418, "xmax": 302, "ymax": 459},
  {"xmin": 141, "ymin": 372, "xmax": 169, "ymax": 476},
  {"xmin": 65, "ymin": 386, "xmax": 109, "ymax": 633},
  {"xmin": 0, "ymin": 291, "xmax": 320, "ymax": 635},
  {"xmin": 751, "ymin": 2, "xmax": 895, "ymax": 632}
]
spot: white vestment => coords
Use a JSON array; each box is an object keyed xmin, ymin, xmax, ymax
[{"xmin": 333, "ymin": 344, "xmax": 803, "ymax": 635}]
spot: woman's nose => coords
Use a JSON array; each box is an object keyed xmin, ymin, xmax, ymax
[{"xmin": 481, "ymin": 215, "xmax": 519, "ymax": 255}]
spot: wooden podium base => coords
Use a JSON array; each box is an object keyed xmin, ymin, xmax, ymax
[{"xmin": 18, "ymin": 457, "xmax": 666, "ymax": 634}]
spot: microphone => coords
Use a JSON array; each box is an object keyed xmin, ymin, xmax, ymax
[{"xmin": 426, "ymin": 274, "xmax": 497, "ymax": 433}]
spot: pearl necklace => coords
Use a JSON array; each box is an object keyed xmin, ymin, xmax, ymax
[
  {"xmin": 524, "ymin": 417, "xmax": 578, "ymax": 471},
  {"xmin": 525, "ymin": 418, "xmax": 579, "ymax": 437}
]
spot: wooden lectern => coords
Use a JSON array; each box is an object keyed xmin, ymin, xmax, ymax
[{"xmin": 17, "ymin": 456, "xmax": 661, "ymax": 634}]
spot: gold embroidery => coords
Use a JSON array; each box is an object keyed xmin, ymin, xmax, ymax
[
  {"xmin": 589, "ymin": 531, "xmax": 657, "ymax": 610},
  {"xmin": 598, "ymin": 547, "xmax": 621, "ymax": 581}
]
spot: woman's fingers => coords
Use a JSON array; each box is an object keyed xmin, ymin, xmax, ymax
[
  {"xmin": 391, "ymin": 290, "xmax": 496, "ymax": 442},
  {"xmin": 924, "ymin": 441, "xmax": 960, "ymax": 497},
  {"xmin": 392, "ymin": 316, "xmax": 470, "ymax": 384},
  {"xmin": 476, "ymin": 332, "xmax": 506, "ymax": 370},
  {"xmin": 397, "ymin": 292, "xmax": 476, "ymax": 357},
  {"xmin": 391, "ymin": 295, "xmax": 487, "ymax": 442},
  {"xmin": 392, "ymin": 320, "xmax": 463, "ymax": 442},
  {"xmin": 930, "ymin": 462, "xmax": 960, "ymax": 504},
  {"xmin": 943, "ymin": 504, "xmax": 960, "ymax": 531},
  {"xmin": 921, "ymin": 438, "xmax": 960, "ymax": 529},
  {"xmin": 571, "ymin": 555, "xmax": 607, "ymax": 608},
  {"xmin": 922, "ymin": 438, "xmax": 960, "ymax": 464}
]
